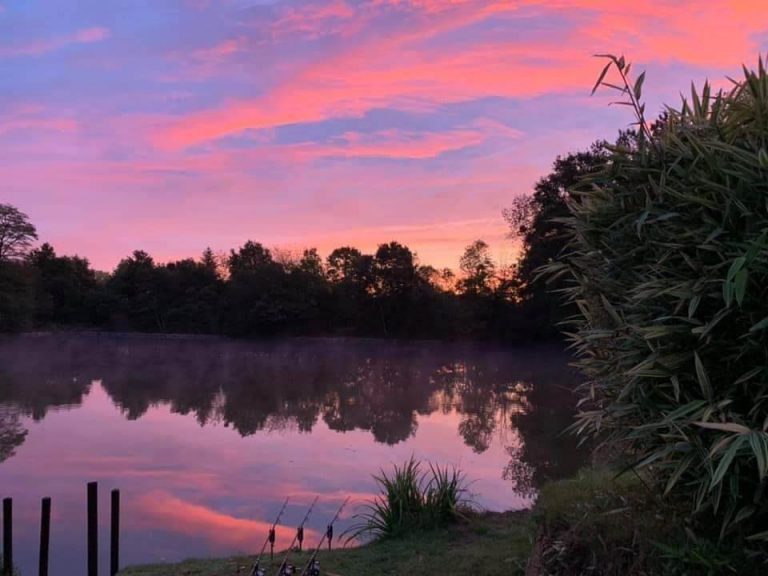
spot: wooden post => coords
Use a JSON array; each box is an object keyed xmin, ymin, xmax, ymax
[
  {"xmin": 39, "ymin": 497, "xmax": 51, "ymax": 576},
  {"xmin": 87, "ymin": 482, "xmax": 98, "ymax": 576},
  {"xmin": 2, "ymin": 498, "xmax": 11, "ymax": 576},
  {"xmin": 110, "ymin": 490, "xmax": 120, "ymax": 576}
]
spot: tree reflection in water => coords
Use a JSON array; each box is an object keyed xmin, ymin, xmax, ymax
[
  {"xmin": 0, "ymin": 334, "xmax": 588, "ymax": 497},
  {"xmin": 0, "ymin": 405, "xmax": 27, "ymax": 463}
]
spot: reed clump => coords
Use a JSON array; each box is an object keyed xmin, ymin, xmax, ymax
[
  {"xmin": 347, "ymin": 457, "xmax": 472, "ymax": 540},
  {"xmin": 548, "ymin": 55, "xmax": 768, "ymax": 557}
]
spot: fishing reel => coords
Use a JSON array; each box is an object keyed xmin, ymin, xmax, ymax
[
  {"xmin": 254, "ymin": 566, "xmax": 266, "ymax": 576},
  {"xmin": 279, "ymin": 563, "xmax": 297, "ymax": 575},
  {"xmin": 308, "ymin": 559, "xmax": 321, "ymax": 576}
]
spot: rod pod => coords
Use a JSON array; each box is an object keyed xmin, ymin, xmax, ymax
[
  {"xmin": 250, "ymin": 497, "xmax": 290, "ymax": 576},
  {"xmin": 274, "ymin": 497, "xmax": 319, "ymax": 576}
]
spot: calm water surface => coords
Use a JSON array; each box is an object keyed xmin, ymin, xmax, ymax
[{"xmin": 0, "ymin": 334, "xmax": 586, "ymax": 575}]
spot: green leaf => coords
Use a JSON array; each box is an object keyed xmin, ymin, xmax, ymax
[
  {"xmin": 759, "ymin": 148, "xmax": 768, "ymax": 168},
  {"xmin": 722, "ymin": 280, "xmax": 733, "ymax": 307},
  {"xmin": 694, "ymin": 352, "xmax": 712, "ymax": 401},
  {"xmin": 664, "ymin": 454, "xmax": 694, "ymax": 496},
  {"xmin": 734, "ymin": 367, "xmax": 762, "ymax": 385},
  {"xmin": 745, "ymin": 229, "xmax": 767, "ymax": 263},
  {"xmin": 633, "ymin": 71, "xmax": 646, "ymax": 100},
  {"xmin": 710, "ymin": 435, "xmax": 746, "ymax": 488},
  {"xmin": 687, "ymin": 295, "xmax": 701, "ymax": 318},
  {"xmin": 734, "ymin": 269, "xmax": 748, "ymax": 306},
  {"xmin": 600, "ymin": 294, "xmax": 622, "ymax": 326},
  {"xmin": 670, "ymin": 375, "xmax": 681, "ymax": 401},
  {"xmin": 726, "ymin": 256, "xmax": 745, "ymax": 282},
  {"xmin": 592, "ymin": 61, "xmax": 612, "ymax": 95},
  {"xmin": 748, "ymin": 432, "xmax": 768, "ymax": 479},
  {"xmin": 747, "ymin": 530, "xmax": 768, "ymax": 542},
  {"xmin": 749, "ymin": 316, "xmax": 768, "ymax": 332},
  {"xmin": 695, "ymin": 421, "xmax": 750, "ymax": 434}
]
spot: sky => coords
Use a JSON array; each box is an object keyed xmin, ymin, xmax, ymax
[{"xmin": 1, "ymin": 0, "xmax": 767, "ymax": 272}]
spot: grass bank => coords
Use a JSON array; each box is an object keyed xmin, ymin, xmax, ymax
[
  {"xmin": 121, "ymin": 468, "xmax": 766, "ymax": 576},
  {"xmin": 120, "ymin": 510, "xmax": 532, "ymax": 576}
]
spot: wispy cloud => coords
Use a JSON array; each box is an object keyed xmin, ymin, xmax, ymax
[
  {"xmin": 2, "ymin": 0, "xmax": 768, "ymax": 271},
  {"xmin": 0, "ymin": 26, "xmax": 110, "ymax": 58},
  {"xmin": 0, "ymin": 105, "xmax": 78, "ymax": 136}
]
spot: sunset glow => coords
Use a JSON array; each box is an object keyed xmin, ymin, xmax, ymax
[{"xmin": 2, "ymin": 0, "xmax": 767, "ymax": 269}]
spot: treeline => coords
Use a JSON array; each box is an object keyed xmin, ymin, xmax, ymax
[
  {"xmin": 0, "ymin": 140, "xmax": 588, "ymax": 340},
  {"xmin": 0, "ymin": 206, "xmax": 546, "ymax": 340}
]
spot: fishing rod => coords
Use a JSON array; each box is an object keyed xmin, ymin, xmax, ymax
[
  {"xmin": 300, "ymin": 497, "xmax": 351, "ymax": 576},
  {"xmin": 249, "ymin": 497, "xmax": 290, "ymax": 576},
  {"xmin": 274, "ymin": 496, "xmax": 320, "ymax": 576}
]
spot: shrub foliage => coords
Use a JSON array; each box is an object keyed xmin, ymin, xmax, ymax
[{"xmin": 551, "ymin": 56, "xmax": 768, "ymax": 545}]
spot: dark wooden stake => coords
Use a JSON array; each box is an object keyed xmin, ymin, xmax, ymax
[
  {"xmin": 110, "ymin": 490, "xmax": 120, "ymax": 576},
  {"xmin": 2, "ymin": 498, "xmax": 11, "ymax": 576},
  {"xmin": 39, "ymin": 497, "xmax": 51, "ymax": 576},
  {"xmin": 87, "ymin": 482, "xmax": 98, "ymax": 576}
]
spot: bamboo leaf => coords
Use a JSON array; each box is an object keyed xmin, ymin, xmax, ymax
[
  {"xmin": 695, "ymin": 421, "xmax": 750, "ymax": 434},
  {"xmin": 694, "ymin": 352, "xmax": 713, "ymax": 401},
  {"xmin": 592, "ymin": 61, "xmax": 612, "ymax": 96},
  {"xmin": 749, "ymin": 316, "xmax": 768, "ymax": 332},
  {"xmin": 734, "ymin": 269, "xmax": 748, "ymax": 306},
  {"xmin": 726, "ymin": 256, "xmax": 745, "ymax": 282},
  {"xmin": 747, "ymin": 432, "xmax": 768, "ymax": 479},
  {"xmin": 634, "ymin": 71, "xmax": 646, "ymax": 100},
  {"xmin": 734, "ymin": 367, "xmax": 762, "ymax": 385},
  {"xmin": 710, "ymin": 436, "xmax": 746, "ymax": 488}
]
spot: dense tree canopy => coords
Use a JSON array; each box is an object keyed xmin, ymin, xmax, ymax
[{"xmin": 0, "ymin": 205, "xmax": 541, "ymax": 339}]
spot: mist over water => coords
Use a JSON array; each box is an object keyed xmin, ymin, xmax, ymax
[{"xmin": 0, "ymin": 334, "xmax": 586, "ymax": 574}]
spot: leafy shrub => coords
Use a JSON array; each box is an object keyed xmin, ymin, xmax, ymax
[
  {"xmin": 347, "ymin": 457, "xmax": 471, "ymax": 540},
  {"xmin": 549, "ymin": 55, "xmax": 768, "ymax": 550},
  {"xmin": 531, "ymin": 469, "xmax": 762, "ymax": 576}
]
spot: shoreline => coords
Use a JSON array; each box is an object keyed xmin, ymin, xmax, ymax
[{"xmin": 119, "ymin": 510, "xmax": 533, "ymax": 576}]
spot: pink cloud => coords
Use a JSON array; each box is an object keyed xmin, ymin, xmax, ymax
[
  {"xmin": 151, "ymin": 0, "xmax": 768, "ymax": 149},
  {"xmin": 0, "ymin": 26, "xmax": 110, "ymax": 57},
  {"xmin": 153, "ymin": 41, "xmax": 585, "ymax": 150},
  {"xmin": 0, "ymin": 105, "xmax": 78, "ymax": 136},
  {"xmin": 271, "ymin": 0, "xmax": 355, "ymax": 38},
  {"xmin": 73, "ymin": 27, "xmax": 111, "ymax": 43}
]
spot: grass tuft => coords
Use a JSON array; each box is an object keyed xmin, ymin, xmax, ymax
[{"xmin": 346, "ymin": 457, "xmax": 472, "ymax": 541}]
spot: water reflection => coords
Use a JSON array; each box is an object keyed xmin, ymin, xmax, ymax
[
  {"xmin": 0, "ymin": 405, "xmax": 27, "ymax": 463},
  {"xmin": 0, "ymin": 334, "xmax": 586, "ymax": 574}
]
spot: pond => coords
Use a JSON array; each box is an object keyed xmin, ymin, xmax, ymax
[{"xmin": 0, "ymin": 333, "xmax": 587, "ymax": 574}]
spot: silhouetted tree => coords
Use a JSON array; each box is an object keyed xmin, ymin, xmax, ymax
[
  {"xmin": 326, "ymin": 247, "xmax": 376, "ymax": 333},
  {"xmin": 0, "ymin": 204, "xmax": 37, "ymax": 262},
  {"xmin": 108, "ymin": 250, "xmax": 163, "ymax": 330},
  {"xmin": 458, "ymin": 240, "xmax": 495, "ymax": 296},
  {"xmin": 0, "ymin": 261, "xmax": 35, "ymax": 332},
  {"xmin": 223, "ymin": 241, "xmax": 289, "ymax": 335},
  {"xmin": 0, "ymin": 203, "xmax": 541, "ymax": 340},
  {"xmin": 0, "ymin": 406, "xmax": 27, "ymax": 464},
  {"xmin": 28, "ymin": 243, "xmax": 99, "ymax": 325},
  {"xmin": 0, "ymin": 205, "xmax": 38, "ymax": 331},
  {"xmin": 156, "ymin": 257, "xmax": 223, "ymax": 333},
  {"xmin": 504, "ymin": 141, "xmax": 610, "ymax": 338}
]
